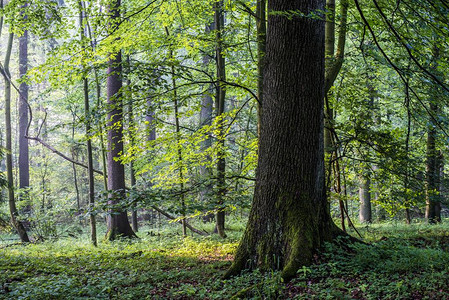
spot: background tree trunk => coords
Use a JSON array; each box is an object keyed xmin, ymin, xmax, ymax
[
  {"xmin": 425, "ymin": 45, "xmax": 441, "ymax": 224},
  {"xmin": 105, "ymin": 0, "xmax": 135, "ymax": 240},
  {"xmin": 78, "ymin": 1, "xmax": 97, "ymax": 245},
  {"xmin": 358, "ymin": 171, "xmax": 372, "ymax": 223},
  {"xmin": 256, "ymin": 0, "xmax": 266, "ymax": 137},
  {"xmin": 199, "ymin": 22, "xmax": 214, "ymax": 222},
  {"xmin": 126, "ymin": 55, "xmax": 138, "ymax": 233},
  {"xmin": 324, "ymin": 0, "xmax": 348, "ymax": 230},
  {"xmin": 19, "ymin": 17, "xmax": 31, "ymax": 213},
  {"xmin": 425, "ymin": 102, "xmax": 440, "ymax": 223},
  {"xmin": 3, "ymin": 33, "xmax": 30, "ymax": 243},
  {"xmin": 214, "ymin": 0, "xmax": 227, "ymax": 238}
]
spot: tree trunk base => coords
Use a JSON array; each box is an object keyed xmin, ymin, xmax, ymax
[
  {"xmin": 224, "ymin": 221, "xmax": 356, "ymax": 281},
  {"xmin": 105, "ymin": 227, "xmax": 138, "ymax": 241},
  {"xmin": 105, "ymin": 212, "xmax": 137, "ymax": 241}
]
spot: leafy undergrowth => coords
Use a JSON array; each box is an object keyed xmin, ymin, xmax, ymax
[
  {"xmin": 286, "ymin": 222, "xmax": 449, "ymax": 299},
  {"xmin": 0, "ymin": 222, "xmax": 449, "ymax": 299}
]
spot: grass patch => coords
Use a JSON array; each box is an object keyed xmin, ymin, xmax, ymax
[
  {"xmin": 287, "ymin": 222, "xmax": 449, "ymax": 299},
  {"xmin": 1, "ymin": 221, "xmax": 449, "ymax": 299}
]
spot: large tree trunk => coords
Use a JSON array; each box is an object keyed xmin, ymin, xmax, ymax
[
  {"xmin": 3, "ymin": 33, "xmax": 30, "ymax": 243},
  {"xmin": 105, "ymin": 0, "xmax": 135, "ymax": 240},
  {"xmin": 226, "ymin": 0, "xmax": 340, "ymax": 281}
]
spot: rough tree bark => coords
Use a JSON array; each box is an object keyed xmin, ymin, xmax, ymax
[
  {"xmin": 105, "ymin": 0, "xmax": 135, "ymax": 240},
  {"xmin": 225, "ymin": 0, "xmax": 342, "ymax": 281}
]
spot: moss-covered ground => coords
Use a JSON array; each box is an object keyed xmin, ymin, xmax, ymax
[{"xmin": 1, "ymin": 220, "xmax": 449, "ymax": 299}]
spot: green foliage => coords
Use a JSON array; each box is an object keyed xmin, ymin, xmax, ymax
[
  {"xmin": 288, "ymin": 223, "xmax": 449, "ymax": 299},
  {"xmin": 1, "ymin": 0, "xmax": 449, "ymax": 297},
  {"xmin": 0, "ymin": 223, "xmax": 239, "ymax": 299},
  {"xmin": 1, "ymin": 222, "xmax": 449, "ymax": 299},
  {"xmin": 2, "ymin": 0, "xmax": 66, "ymax": 37}
]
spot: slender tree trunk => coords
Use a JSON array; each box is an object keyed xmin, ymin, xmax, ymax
[
  {"xmin": 372, "ymin": 165, "xmax": 385, "ymax": 221},
  {"xmin": 174, "ymin": 88, "xmax": 187, "ymax": 237},
  {"xmin": 165, "ymin": 27, "xmax": 187, "ymax": 236},
  {"xmin": 214, "ymin": 0, "xmax": 227, "ymax": 238},
  {"xmin": 145, "ymin": 98, "xmax": 156, "ymax": 223},
  {"xmin": 19, "ymin": 11, "xmax": 31, "ymax": 214},
  {"xmin": 358, "ymin": 171, "xmax": 371, "ymax": 223},
  {"xmin": 324, "ymin": 0, "xmax": 348, "ymax": 94},
  {"xmin": 256, "ymin": 0, "xmax": 266, "ymax": 137},
  {"xmin": 405, "ymin": 209, "xmax": 411, "ymax": 225},
  {"xmin": 38, "ymin": 105, "xmax": 48, "ymax": 210},
  {"xmin": 2, "ymin": 33, "xmax": 30, "ymax": 243},
  {"xmin": 71, "ymin": 126, "xmax": 81, "ymax": 212},
  {"xmin": 126, "ymin": 55, "xmax": 138, "ymax": 233},
  {"xmin": 84, "ymin": 76, "xmax": 97, "ymax": 244},
  {"xmin": 199, "ymin": 22, "xmax": 214, "ymax": 222},
  {"xmin": 436, "ymin": 151, "xmax": 443, "ymax": 220},
  {"xmin": 226, "ymin": 0, "xmax": 342, "ymax": 281},
  {"xmin": 333, "ymin": 155, "xmax": 346, "ymax": 231},
  {"xmin": 425, "ymin": 102, "xmax": 440, "ymax": 223},
  {"xmin": 130, "ymin": 162, "xmax": 138, "ymax": 232},
  {"xmin": 78, "ymin": 1, "xmax": 97, "ymax": 245},
  {"xmin": 323, "ymin": 0, "xmax": 348, "ymax": 228},
  {"xmin": 97, "ymin": 76, "xmax": 108, "ymax": 192},
  {"xmin": 324, "ymin": 0, "xmax": 336, "ymax": 168},
  {"xmin": 425, "ymin": 46, "xmax": 441, "ymax": 224},
  {"xmin": 0, "ymin": 129, "xmax": 4, "ymax": 203},
  {"xmin": 404, "ymin": 82, "xmax": 412, "ymax": 224},
  {"xmin": 105, "ymin": 0, "xmax": 135, "ymax": 240},
  {"xmin": 84, "ymin": 9, "xmax": 108, "ymax": 192}
]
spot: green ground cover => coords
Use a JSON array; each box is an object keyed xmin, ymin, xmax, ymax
[{"xmin": 1, "ymin": 221, "xmax": 449, "ymax": 299}]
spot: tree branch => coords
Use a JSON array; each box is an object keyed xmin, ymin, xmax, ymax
[
  {"xmin": 25, "ymin": 136, "xmax": 104, "ymax": 175},
  {"xmin": 150, "ymin": 205, "xmax": 209, "ymax": 236}
]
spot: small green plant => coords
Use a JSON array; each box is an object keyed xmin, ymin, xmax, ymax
[{"xmin": 1, "ymin": 221, "xmax": 449, "ymax": 299}]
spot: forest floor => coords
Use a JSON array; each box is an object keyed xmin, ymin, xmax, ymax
[{"xmin": 1, "ymin": 220, "xmax": 449, "ymax": 299}]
